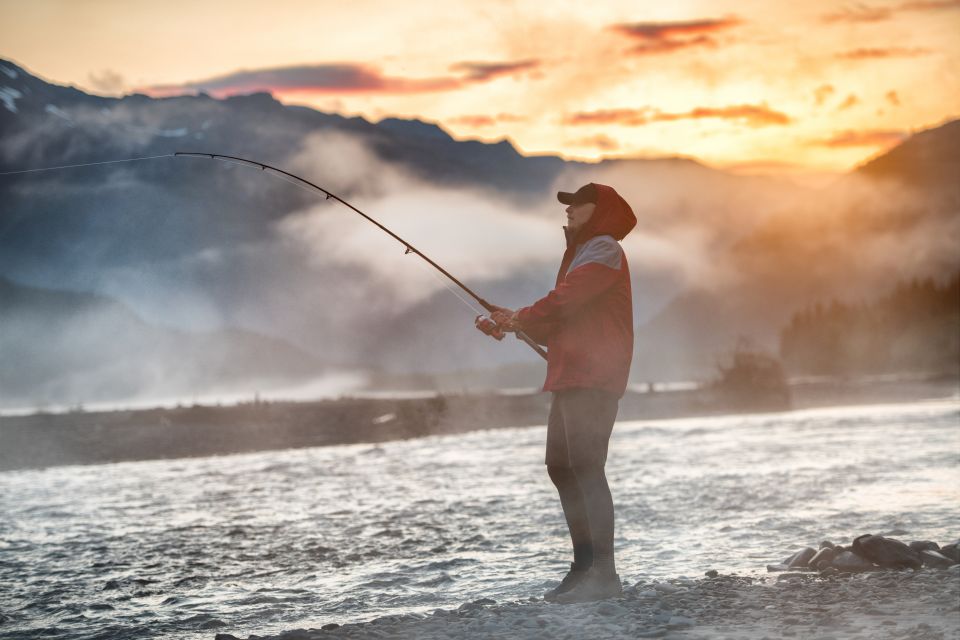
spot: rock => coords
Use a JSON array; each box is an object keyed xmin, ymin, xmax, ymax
[
  {"xmin": 940, "ymin": 542, "xmax": 960, "ymax": 562},
  {"xmin": 653, "ymin": 582, "xmax": 682, "ymax": 593},
  {"xmin": 808, "ymin": 547, "xmax": 837, "ymax": 570},
  {"xmin": 705, "ymin": 569, "xmax": 719, "ymax": 578},
  {"xmin": 200, "ymin": 619, "xmax": 227, "ymax": 629},
  {"xmin": 667, "ymin": 615, "xmax": 695, "ymax": 629},
  {"xmin": 787, "ymin": 547, "xmax": 817, "ymax": 568},
  {"xmin": 766, "ymin": 564, "xmax": 790, "ymax": 572},
  {"xmin": 908, "ymin": 540, "xmax": 940, "ymax": 552},
  {"xmin": 920, "ymin": 549, "xmax": 956, "ymax": 568},
  {"xmin": 853, "ymin": 534, "xmax": 922, "ymax": 569},
  {"xmin": 832, "ymin": 550, "xmax": 876, "ymax": 572},
  {"xmin": 819, "ymin": 567, "xmax": 838, "ymax": 577},
  {"xmin": 776, "ymin": 573, "xmax": 806, "ymax": 581},
  {"xmin": 819, "ymin": 540, "xmax": 836, "ymax": 550},
  {"xmin": 596, "ymin": 601, "xmax": 627, "ymax": 616},
  {"xmin": 321, "ymin": 623, "xmax": 339, "ymax": 630},
  {"xmin": 215, "ymin": 635, "xmax": 241, "ymax": 640}
]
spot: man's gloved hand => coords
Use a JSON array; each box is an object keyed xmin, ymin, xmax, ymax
[{"xmin": 475, "ymin": 315, "xmax": 505, "ymax": 340}]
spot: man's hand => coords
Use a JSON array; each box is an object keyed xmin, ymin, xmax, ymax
[
  {"xmin": 490, "ymin": 306, "xmax": 520, "ymax": 332},
  {"xmin": 475, "ymin": 315, "xmax": 505, "ymax": 340}
]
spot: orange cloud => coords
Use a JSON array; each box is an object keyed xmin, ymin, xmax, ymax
[
  {"xmin": 814, "ymin": 84, "xmax": 836, "ymax": 106},
  {"xmin": 142, "ymin": 59, "xmax": 541, "ymax": 98},
  {"xmin": 608, "ymin": 17, "xmax": 741, "ymax": 55},
  {"xmin": 448, "ymin": 60, "xmax": 540, "ymax": 81},
  {"xmin": 815, "ymin": 129, "xmax": 907, "ymax": 147},
  {"xmin": 835, "ymin": 47, "xmax": 932, "ymax": 59},
  {"xmin": 564, "ymin": 104, "xmax": 790, "ymax": 127},
  {"xmin": 885, "ymin": 90, "xmax": 901, "ymax": 106},
  {"xmin": 898, "ymin": 0, "xmax": 960, "ymax": 11},
  {"xmin": 821, "ymin": 0, "xmax": 958, "ymax": 23},
  {"xmin": 837, "ymin": 94, "xmax": 860, "ymax": 110},
  {"xmin": 142, "ymin": 63, "xmax": 461, "ymax": 97},
  {"xmin": 446, "ymin": 113, "xmax": 528, "ymax": 128},
  {"xmin": 568, "ymin": 134, "xmax": 620, "ymax": 151},
  {"xmin": 821, "ymin": 4, "xmax": 893, "ymax": 23},
  {"xmin": 447, "ymin": 115, "xmax": 496, "ymax": 127}
]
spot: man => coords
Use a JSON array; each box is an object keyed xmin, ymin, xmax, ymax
[{"xmin": 477, "ymin": 182, "xmax": 636, "ymax": 603}]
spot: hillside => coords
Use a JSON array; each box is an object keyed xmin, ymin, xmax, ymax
[{"xmin": 0, "ymin": 276, "xmax": 324, "ymax": 409}]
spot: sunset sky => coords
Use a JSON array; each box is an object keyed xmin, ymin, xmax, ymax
[{"xmin": 1, "ymin": 0, "xmax": 958, "ymax": 175}]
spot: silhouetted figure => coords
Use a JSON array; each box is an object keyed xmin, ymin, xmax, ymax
[{"xmin": 478, "ymin": 183, "xmax": 636, "ymax": 603}]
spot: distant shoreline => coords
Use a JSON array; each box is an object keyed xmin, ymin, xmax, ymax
[{"xmin": 0, "ymin": 374, "xmax": 956, "ymax": 473}]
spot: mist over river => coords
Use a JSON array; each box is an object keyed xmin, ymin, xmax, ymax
[{"xmin": 1, "ymin": 397, "xmax": 957, "ymax": 640}]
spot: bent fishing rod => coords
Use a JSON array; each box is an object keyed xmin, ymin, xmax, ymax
[
  {"xmin": 173, "ymin": 152, "xmax": 546, "ymax": 360},
  {"xmin": 0, "ymin": 151, "xmax": 546, "ymax": 359}
]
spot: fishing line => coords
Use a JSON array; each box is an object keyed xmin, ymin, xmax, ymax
[
  {"xmin": 0, "ymin": 154, "xmax": 174, "ymax": 176},
  {"xmin": 0, "ymin": 150, "xmax": 548, "ymax": 359}
]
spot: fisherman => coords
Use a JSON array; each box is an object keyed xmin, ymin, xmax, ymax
[{"xmin": 476, "ymin": 183, "xmax": 636, "ymax": 603}]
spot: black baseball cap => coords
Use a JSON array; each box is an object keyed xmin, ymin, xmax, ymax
[{"xmin": 557, "ymin": 183, "xmax": 597, "ymax": 206}]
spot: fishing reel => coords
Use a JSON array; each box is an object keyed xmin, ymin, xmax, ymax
[{"xmin": 475, "ymin": 315, "xmax": 505, "ymax": 341}]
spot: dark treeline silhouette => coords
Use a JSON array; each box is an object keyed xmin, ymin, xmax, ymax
[{"xmin": 779, "ymin": 273, "xmax": 960, "ymax": 376}]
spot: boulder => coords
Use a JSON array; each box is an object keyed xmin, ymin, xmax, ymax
[
  {"xmin": 920, "ymin": 549, "xmax": 956, "ymax": 569},
  {"xmin": 808, "ymin": 547, "xmax": 837, "ymax": 571},
  {"xmin": 832, "ymin": 550, "xmax": 876, "ymax": 572},
  {"xmin": 819, "ymin": 540, "xmax": 836, "ymax": 550},
  {"xmin": 939, "ymin": 542, "xmax": 960, "ymax": 563},
  {"xmin": 908, "ymin": 540, "xmax": 940, "ymax": 552},
  {"xmin": 852, "ymin": 534, "xmax": 922, "ymax": 570},
  {"xmin": 787, "ymin": 547, "xmax": 817, "ymax": 569}
]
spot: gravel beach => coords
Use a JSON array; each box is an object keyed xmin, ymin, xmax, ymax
[{"xmin": 218, "ymin": 566, "xmax": 960, "ymax": 640}]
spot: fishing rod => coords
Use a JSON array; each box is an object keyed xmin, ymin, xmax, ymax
[
  {"xmin": 173, "ymin": 152, "xmax": 547, "ymax": 359},
  {"xmin": 1, "ymin": 151, "xmax": 547, "ymax": 358}
]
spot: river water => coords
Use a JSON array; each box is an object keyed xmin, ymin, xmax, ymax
[{"xmin": 1, "ymin": 397, "xmax": 958, "ymax": 639}]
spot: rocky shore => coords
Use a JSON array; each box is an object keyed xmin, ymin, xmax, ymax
[
  {"xmin": 216, "ymin": 535, "xmax": 960, "ymax": 640},
  {"xmin": 2, "ymin": 375, "xmax": 956, "ymax": 471}
]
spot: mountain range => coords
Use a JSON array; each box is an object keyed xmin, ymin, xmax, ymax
[{"xmin": 1, "ymin": 57, "xmax": 957, "ymax": 407}]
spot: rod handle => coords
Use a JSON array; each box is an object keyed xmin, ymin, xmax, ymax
[{"xmin": 517, "ymin": 330, "xmax": 548, "ymax": 360}]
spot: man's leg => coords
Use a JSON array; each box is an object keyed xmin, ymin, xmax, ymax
[
  {"xmin": 570, "ymin": 464, "xmax": 615, "ymax": 575},
  {"xmin": 547, "ymin": 465, "xmax": 593, "ymax": 569},
  {"xmin": 554, "ymin": 389, "xmax": 621, "ymax": 603}
]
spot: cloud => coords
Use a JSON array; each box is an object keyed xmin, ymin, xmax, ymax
[
  {"xmin": 885, "ymin": 90, "xmax": 901, "ymax": 106},
  {"xmin": 448, "ymin": 59, "xmax": 541, "ymax": 82},
  {"xmin": 821, "ymin": 4, "xmax": 893, "ymax": 23},
  {"xmin": 87, "ymin": 69, "xmax": 126, "ymax": 94},
  {"xmin": 814, "ymin": 84, "xmax": 836, "ymax": 106},
  {"xmin": 837, "ymin": 94, "xmax": 860, "ymax": 110},
  {"xmin": 564, "ymin": 104, "xmax": 790, "ymax": 127},
  {"xmin": 897, "ymin": 0, "xmax": 960, "ymax": 11},
  {"xmin": 814, "ymin": 129, "xmax": 908, "ymax": 147},
  {"xmin": 607, "ymin": 17, "xmax": 741, "ymax": 55},
  {"xmin": 567, "ymin": 134, "xmax": 620, "ymax": 151},
  {"xmin": 142, "ymin": 63, "xmax": 464, "ymax": 98},
  {"xmin": 143, "ymin": 59, "xmax": 543, "ymax": 99},
  {"xmin": 821, "ymin": 0, "xmax": 958, "ymax": 23},
  {"xmin": 835, "ymin": 47, "xmax": 932, "ymax": 59},
  {"xmin": 446, "ymin": 113, "xmax": 528, "ymax": 128}
]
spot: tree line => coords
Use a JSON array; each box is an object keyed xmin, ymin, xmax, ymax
[{"xmin": 779, "ymin": 273, "xmax": 960, "ymax": 376}]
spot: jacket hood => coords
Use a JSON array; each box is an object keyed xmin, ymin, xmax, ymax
[{"xmin": 566, "ymin": 183, "xmax": 636, "ymax": 246}]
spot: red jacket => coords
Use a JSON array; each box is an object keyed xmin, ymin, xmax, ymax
[{"xmin": 517, "ymin": 184, "xmax": 636, "ymax": 397}]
